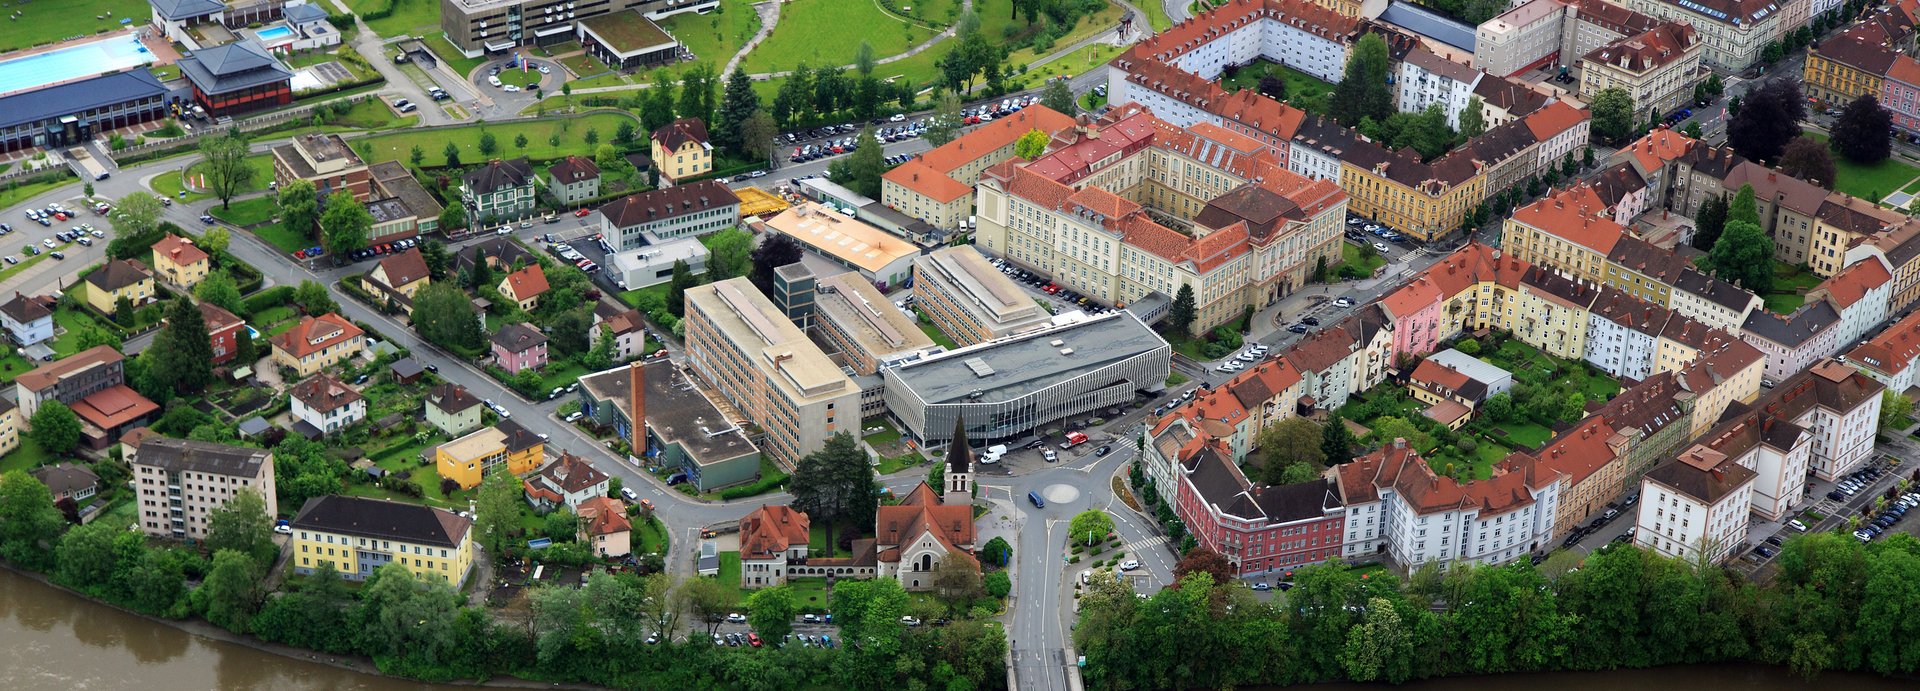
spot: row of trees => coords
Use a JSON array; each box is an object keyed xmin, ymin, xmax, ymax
[{"xmin": 1078, "ymin": 535, "xmax": 1920, "ymax": 689}]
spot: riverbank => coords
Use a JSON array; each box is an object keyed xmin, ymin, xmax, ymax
[{"xmin": 0, "ymin": 564, "xmax": 595, "ymax": 690}]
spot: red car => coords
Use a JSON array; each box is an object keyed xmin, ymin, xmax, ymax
[
  {"xmin": 746, "ymin": 633, "xmax": 762, "ymax": 648},
  {"xmin": 574, "ymin": 208, "xmax": 591, "ymax": 217}
]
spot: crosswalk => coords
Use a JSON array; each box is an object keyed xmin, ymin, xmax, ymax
[{"xmin": 1123, "ymin": 536, "xmax": 1168, "ymax": 553}]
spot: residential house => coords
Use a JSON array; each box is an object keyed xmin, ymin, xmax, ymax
[
  {"xmin": 83, "ymin": 259, "xmax": 155, "ymax": 315},
  {"xmin": 576, "ymin": 496, "xmax": 632, "ymax": 557},
  {"xmin": 523, "ymin": 452, "xmax": 610, "ymax": 512},
  {"xmin": 1334, "ymin": 438, "xmax": 1562, "ymax": 567},
  {"xmin": 739, "ymin": 504, "xmax": 812, "ymax": 587},
  {"xmin": 1578, "ymin": 21, "xmax": 1704, "ymax": 117},
  {"xmin": 490, "ymin": 322, "xmax": 549, "ymax": 374},
  {"xmin": 151, "ymin": 234, "xmax": 210, "ymax": 288},
  {"xmin": 271, "ymin": 133, "xmax": 373, "ymax": 201},
  {"xmin": 650, "ymin": 118, "xmax": 712, "ymax": 183},
  {"xmin": 289, "ymin": 373, "xmax": 366, "ymax": 437},
  {"xmin": 591, "ymin": 302, "xmax": 649, "ymax": 362},
  {"xmin": 267, "ymin": 313, "xmax": 365, "ymax": 377},
  {"xmin": 29, "ymin": 462, "xmax": 98, "ymax": 505},
  {"xmin": 0, "ymin": 292, "xmax": 56, "ymax": 346},
  {"xmin": 290, "ymin": 495, "xmax": 475, "ymax": 586},
  {"xmin": 1842, "ymin": 307, "xmax": 1920, "ymax": 393},
  {"xmin": 462, "ymin": 157, "xmax": 537, "ymax": 223},
  {"xmin": 435, "ymin": 419, "xmax": 545, "ymax": 489},
  {"xmin": 196, "ymin": 302, "xmax": 248, "ymax": 365},
  {"xmin": 1398, "ymin": 48, "xmax": 1483, "ymax": 129},
  {"xmin": 498, "ymin": 264, "xmax": 548, "ymax": 311},
  {"xmin": 1810, "ymin": 194, "xmax": 1905, "ymax": 277},
  {"xmin": 425, "ymin": 383, "xmax": 484, "ymax": 436},
  {"xmin": 544, "ymin": 155, "xmax": 601, "ymax": 206},
  {"xmin": 1173, "ymin": 443, "xmax": 1346, "ymax": 577},
  {"xmin": 0, "ymin": 398, "xmax": 16, "ymax": 457},
  {"xmin": 1883, "ymin": 54, "xmax": 1920, "ymax": 135},
  {"xmin": 362, "ymin": 247, "xmax": 431, "ymax": 314},
  {"xmin": 1407, "ymin": 350, "xmax": 1513, "ymax": 428},
  {"xmin": 131, "ymin": 436, "xmax": 277, "ymax": 541},
  {"xmin": 15, "ymin": 345, "xmax": 160, "ymax": 448},
  {"xmin": 1803, "ymin": 13, "xmax": 1914, "ymax": 107}
]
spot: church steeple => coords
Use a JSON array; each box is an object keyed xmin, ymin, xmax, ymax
[{"xmin": 943, "ymin": 418, "xmax": 974, "ymax": 504}]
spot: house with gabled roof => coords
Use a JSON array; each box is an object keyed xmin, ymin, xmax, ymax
[{"xmin": 268, "ymin": 313, "xmax": 365, "ymax": 377}]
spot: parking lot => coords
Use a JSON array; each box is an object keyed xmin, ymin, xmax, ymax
[
  {"xmin": 981, "ymin": 255, "xmax": 1123, "ymax": 318},
  {"xmin": 778, "ymin": 94, "xmax": 1043, "ymax": 169}
]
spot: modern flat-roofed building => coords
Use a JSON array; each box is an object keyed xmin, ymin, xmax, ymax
[
  {"xmin": 435, "ymin": 419, "xmax": 545, "ymax": 489},
  {"xmin": 577, "ymin": 361, "xmax": 761, "ymax": 490},
  {"xmin": 609, "ymin": 234, "xmax": 708, "ymax": 290},
  {"xmin": 812, "ymin": 271, "xmax": 939, "ymax": 375},
  {"xmin": 0, "ymin": 68, "xmax": 170, "ymax": 155},
  {"xmin": 577, "ymin": 10, "xmax": 680, "ymax": 69},
  {"xmin": 132, "ymin": 436, "xmax": 277, "ymax": 541},
  {"xmin": 882, "ymin": 311, "xmax": 1169, "ymax": 446},
  {"xmin": 175, "ymin": 39, "xmax": 294, "ymax": 117},
  {"xmin": 598, "ymin": 179, "xmax": 740, "ymax": 251},
  {"xmin": 438, "ymin": 0, "xmax": 690, "ymax": 57},
  {"xmin": 272, "ymin": 133, "xmax": 373, "ymax": 201},
  {"xmin": 912, "ymin": 246, "xmax": 1052, "ymax": 346},
  {"xmin": 14, "ymin": 345, "xmax": 128, "ymax": 420},
  {"xmin": 758, "ymin": 202, "xmax": 920, "ymax": 288},
  {"xmin": 368, "ymin": 160, "xmax": 445, "ymax": 240},
  {"xmin": 683, "ymin": 278, "xmax": 861, "ymax": 467},
  {"xmin": 290, "ymin": 494, "xmax": 475, "ymax": 586}
]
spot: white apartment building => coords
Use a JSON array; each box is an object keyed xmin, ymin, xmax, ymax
[
  {"xmin": 1475, "ymin": 0, "xmax": 1569, "ymax": 78},
  {"xmin": 1398, "ymin": 49, "xmax": 1484, "ymax": 129},
  {"xmin": 1336, "ymin": 439, "xmax": 1562, "ymax": 568},
  {"xmin": 1633, "ymin": 448, "xmax": 1756, "ymax": 564},
  {"xmin": 132, "ymin": 436, "xmax": 277, "ymax": 541},
  {"xmin": 1621, "ymin": 0, "xmax": 1798, "ymax": 70}
]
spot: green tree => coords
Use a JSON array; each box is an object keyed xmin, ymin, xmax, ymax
[
  {"xmin": 1460, "ymin": 95, "xmax": 1487, "ymax": 137},
  {"xmin": 199, "ymin": 130, "xmax": 254, "ymax": 209},
  {"xmin": 1343, "ymin": 596, "xmax": 1414, "ymax": 682},
  {"xmin": 113, "ymin": 295, "xmax": 135, "ymax": 326},
  {"xmin": 642, "ymin": 74, "xmax": 677, "ymax": 133},
  {"xmin": 410, "ymin": 144, "xmax": 425, "ymax": 167},
  {"xmin": 438, "ymin": 198, "xmax": 468, "ymax": 234},
  {"xmin": 478, "ymin": 131, "xmax": 498, "ymax": 157},
  {"xmin": 53, "ymin": 520, "xmax": 122, "ymax": 589},
  {"xmin": 982, "ymin": 535, "xmax": 1013, "ymax": 567},
  {"xmin": 703, "ymin": 227, "xmax": 752, "ymax": 280},
  {"xmin": 747, "ymin": 585, "xmax": 797, "ymax": 639},
  {"xmin": 413, "ymin": 282, "xmax": 485, "ymax": 351},
  {"xmin": 1778, "ymin": 136, "xmax": 1837, "ymax": 189},
  {"xmin": 827, "ymin": 127, "xmax": 886, "ymax": 198},
  {"xmin": 749, "ymin": 233, "xmax": 804, "ymax": 295},
  {"xmin": 666, "ymin": 259, "xmax": 698, "ymax": 318},
  {"xmin": 1041, "ymin": 76, "xmax": 1076, "ymax": 114},
  {"xmin": 1322, "ymin": 416, "xmax": 1357, "ymax": 463},
  {"xmin": 319, "ymin": 191, "xmax": 371, "ymax": 256},
  {"xmin": 1832, "ymin": 93, "xmax": 1894, "ymax": 164},
  {"xmin": 1167, "ymin": 284, "xmax": 1197, "ymax": 334},
  {"xmin": 0, "ymin": 471, "xmax": 67, "ymax": 569},
  {"xmin": 28, "ymin": 400, "xmax": 82, "ymax": 454},
  {"xmin": 1692, "ymin": 193, "xmax": 1729, "ymax": 251},
  {"xmin": 205, "ymin": 488, "xmax": 276, "ymax": 565},
  {"xmin": 1069, "ymin": 510, "xmax": 1114, "ymax": 547},
  {"xmin": 293, "ymin": 279, "xmax": 338, "ymax": 315},
  {"xmin": 105, "ymin": 192, "xmax": 166, "ymax": 258},
  {"xmin": 1013, "ymin": 128, "xmax": 1049, "ymax": 160},
  {"xmin": 716, "ymin": 67, "xmax": 762, "ymax": 156},
  {"xmin": 1879, "ymin": 390, "xmax": 1914, "ymax": 432},
  {"xmin": 542, "ymin": 508, "xmax": 579, "ymax": 542},
  {"xmin": 682, "ymin": 576, "xmax": 734, "ymax": 635},
  {"xmin": 474, "ymin": 468, "xmax": 523, "ymax": 555},
  {"xmin": 513, "ymin": 132, "xmax": 529, "ymax": 152},
  {"xmin": 741, "ymin": 110, "xmax": 779, "ymax": 163},
  {"xmin": 1727, "ymin": 184, "xmax": 1759, "ymax": 226},
  {"xmin": 1590, "ymin": 88, "xmax": 1636, "ymax": 146},
  {"xmin": 854, "ymin": 40, "xmax": 877, "ymax": 76},
  {"xmin": 931, "ymin": 554, "xmax": 985, "ymax": 616},
  {"xmin": 1254, "ymin": 417, "xmax": 1325, "ymax": 485},
  {"xmin": 678, "ymin": 63, "xmax": 718, "ymax": 127},
  {"xmin": 1330, "ymin": 34, "xmax": 1393, "ymax": 126},
  {"xmin": 147, "ymin": 298, "xmax": 215, "ymax": 394},
  {"xmin": 443, "ymin": 141, "xmax": 462, "ymax": 167},
  {"xmin": 1560, "ymin": 391, "xmax": 1588, "ymax": 422},
  {"xmin": 1708, "ymin": 219, "xmax": 1774, "ymax": 294},
  {"xmin": 420, "ymin": 239, "xmax": 450, "ymax": 281},
  {"xmin": 788, "ymin": 433, "xmax": 877, "ymax": 554},
  {"xmin": 584, "ymin": 324, "xmax": 617, "ymax": 371},
  {"xmin": 1728, "ymin": 79, "xmax": 1805, "ymax": 164},
  {"xmin": 199, "ymin": 226, "xmax": 230, "ymax": 255},
  {"xmin": 193, "ymin": 269, "xmax": 243, "ymax": 314},
  {"xmin": 1482, "ymin": 391, "xmax": 1514, "ymax": 423},
  {"xmin": 196, "ymin": 549, "xmax": 261, "ymax": 632},
  {"xmin": 926, "ymin": 91, "xmax": 963, "ymax": 147}
]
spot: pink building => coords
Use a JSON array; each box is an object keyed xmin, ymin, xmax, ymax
[
  {"xmin": 1173, "ymin": 442, "xmax": 1345, "ymax": 578},
  {"xmin": 1884, "ymin": 55, "xmax": 1920, "ymax": 135},
  {"xmin": 1381, "ymin": 275, "xmax": 1443, "ymax": 358},
  {"xmin": 490, "ymin": 322, "xmax": 549, "ymax": 375}
]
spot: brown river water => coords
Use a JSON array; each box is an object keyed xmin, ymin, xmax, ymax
[{"xmin": 1, "ymin": 567, "xmax": 1904, "ymax": 690}]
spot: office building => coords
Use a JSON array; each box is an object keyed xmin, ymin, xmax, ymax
[
  {"xmin": 438, "ymin": 0, "xmax": 697, "ymax": 57},
  {"xmin": 682, "ymin": 278, "xmax": 861, "ymax": 466},
  {"xmin": 577, "ymin": 361, "xmax": 760, "ymax": 490},
  {"xmin": 272, "ymin": 133, "xmax": 373, "ymax": 201},
  {"xmin": 597, "ymin": 179, "xmax": 740, "ymax": 251},
  {"xmin": 811, "ymin": 271, "xmax": 939, "ymax": 376},
  {"xmin": 757, "ymin": 203, "xmax": 920, "ymax": 288},
  {"xmin": 912, "ymin": 246, "xmax": 1052, "ymax": 346}
]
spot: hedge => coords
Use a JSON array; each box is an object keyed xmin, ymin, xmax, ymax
[
  {"xmin": 216, "ymin": 250, "xmax": 265, "ymax": 293},
  {"xmin": 243, "ymin": 286, "xmax": 297, "ymax": 315}
]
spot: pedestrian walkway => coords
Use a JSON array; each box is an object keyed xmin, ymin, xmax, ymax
[{"xmin": 1122, "ymin": 535, "xmax": 1166, "ymax": 553}]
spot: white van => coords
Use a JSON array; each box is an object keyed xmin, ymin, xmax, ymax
[{"xmin": 980, "ymin": 444, "xmax": 1007, "ymax": 464}]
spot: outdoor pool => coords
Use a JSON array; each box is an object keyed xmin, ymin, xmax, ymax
[
  {"xmin": 256, "ymin": 25, "xmax": 295, "ymax": 41},
  {"xmin": 0, "ymin": 33, "xmax": 154, "ymax": 97}
]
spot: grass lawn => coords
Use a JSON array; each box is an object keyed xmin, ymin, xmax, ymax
[
  {"xmin": 618, "ymin": 282, "xmax": 670, "ymax": 309},
  {"xmin": 252, "ymin": 305, "xmax": 298, "ymax": 328},
  {"xmin": 788, "ymin": 577, "xmax": 832, "ymax": 611},
  {"xmin": 346, "ymin": 0, "xmax": 441, "ymax": 38},
  {"xmin": 1493, "ymin": 421, "xmax": 1555, "ymax": 448},
  {"xmin": 51, "ymin": 304, "xmax": 116, "ymax": 357},
  {"xmin": 424, "ymin": 33, "xmax": 489, "ymax": 77},
  {"xmin": 657, "ymin": 0, "xmax": 764, "ymax": 77},
  {"xmin": 1763, "ymin": 262, "xmax": 1822, "ymax": 314},
  {"xmin": 862, "ymin": 419, "xmax": 903, "ymax": 446},
  {"xmin": 636, "ymin": 514, "xmax": 669, "ymax": 556},
  {"xmin": 914, "ymin": 312, "xmax": 959, "ymax": 349},
  {"xmin": 159, "ymin": 154, "xmax": 274, "ymax": 202},
  {"xmin": 1221, "ymin": 60, "xmax": 1335, "ymax": 115},
  {"xmin": 715, "ymin": 551, "xmax": 745, "ymax": 606},
  {"xmin": 999, "ymin": 1, "xmax": 1125, "ymax": 75},
  {"xmin": 327, "ymin": 98, "xmax": 420, "ymax": 131},
  {"xmin": 808, "ymin": 523, "xmax": 844, "ymax": 558},
  {"xmin": 1025, "ymin": 42, "xmax": 1127, "ymax": 83},
  {"xmin": 208, "ymin": 196, "xmax": 277, "ymax": 227},
  {"xmin": 0, "ymin": 349, "xmax": 36, "ymax": 384},
  {"xmin": 0, "ymin": 177, "xmax": 76, "ymax": 210},
  {"xmin": 742, "ymin": 0, "xmax": 937, "ymax": 75},
  {"xmin": 535, "ymin": 359, "xmax": 591, "ymax": 394},
  {"xmin": 0, "ymin": 437, "xmax": 53, "ymax": 474},
  {"xmin": 1331, "ymin": 241, "xmax": 1386, "ymax": 278},
  {"xmin": 148, "ymin": 64, "xmax": 180, "ymax": 82},
  {"xmin": 496, "ymin": 66, "xmax": 544, "ymax": 89},
  {"xmin": 355, "ymin": 112, "xmax": 639, "ymax": 167},
  {"xmin": 253, "ymin": 221, "xmax": 313, "ymax": 255},
  {"xmin": 1802, "ymin": 130, "xmax": 1920, "ymax": 202},
  {"xmin": 0, "ymin": 0, "xmax": 149, "ymax": 52}
]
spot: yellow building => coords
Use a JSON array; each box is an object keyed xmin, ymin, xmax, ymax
[
  {"xmin": 1339, "ymin": 151, "xmax": 1484, "ymax": 243},
  {"xmin": 150, "ymin": 234, "xmax": 210, "ymax": 289},
  {"xmin": 290, "ymin": 495, "xmax": 475, "ymax": 586},
  {"xmin": 1503, "ymin": 186, "xmax": 1621, "ymax": 285},
  {"xmin": 1513, "ymin": 269, "xmax": 1601, "ymax": 361},
  {"xmin": 267, "ymin": 313, "xmax": 365, "ymax": 377},
  {"xmin": 1810, "ymin": 194, "xmax": 1907, "ymax": 278},
  {"xmin": 0, "ymin": 397, "xmax": 17, "ymax": 456},
  {"xmin": 1308, "ymin": 0, "xmax": 1363, "ymax": 17},
  {"xmin": 82, "ymin": 260, "xmax": 155, "ymax": 315},
  {"xmin": 1804, "ymin": 19, "xmax": 1911, "ymax": 107},
  {"xmin": 651, "ymin": 118, "xmax": 712, "ymax": 183},
  {"xmin": 1578, "ymin": 23, "xmax": 1704, "ymax": 120},
  {"xmin": 362, "ymin": 247, "xmax": 430, "ymax": 314},
  {"xmin": 435, "ymin": 420, "xmax": 545, "ymax": 489}
]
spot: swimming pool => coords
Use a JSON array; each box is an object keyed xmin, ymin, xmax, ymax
[
  {"xmin": 0, "ymin": 33, "xmax": 155, "ymax": 97},
  {"xmin": 256, "ymin": 26, "xmax": 295, "ymax": 41}
]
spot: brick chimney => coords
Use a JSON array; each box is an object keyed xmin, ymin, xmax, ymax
[{"xmin": 628, "ymin": 362, "xmax": 646, "ymax": 455}]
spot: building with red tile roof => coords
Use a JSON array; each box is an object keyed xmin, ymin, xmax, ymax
[
  {"xmin": 1578, "ymin": 21, "xmax": 1704, "ymax": 117},
  {"xmin": 738, "ymin": 504, "xmax": 811, "ymax": 587},
  {"xmin": 1843, "ymin": 307, "xmax": 1920, "ymax": 393},
  {"xmin": 498, "ymin": 264, "xmax": 549, "ymax": 312},
  {"xmin": 268, "ymin": 313, "xmax": 365, "ymax": 377},
  {"xmin": 875, "ymin": 482, "xmax": 978, "ymax": 590},
  {"xmin": 575, "ymin": 496, "xmax": 632, "ymax": 558},
  {"xmin": 879, "ymin": 106, "xmax": 1076, "ymax": 230},
  {"xmin": 1333, "ymin": 438, "xmax": 1562, "ymax": 566}
]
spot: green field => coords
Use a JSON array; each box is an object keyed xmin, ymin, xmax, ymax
[
  {"xmin": 346, "ymin": 0, "xmax": 442, "ymax": 39},
  {"xmin": 656, "ymin": 0, "xmax": 763, "ymax": 77},
  {"xmin": 0, "ymin": 177, "xmax": 74, "ymax": 210},
  {"xmin": 0, "ymin": 438, "xmax": 53, "ymax": 474},
  {"xmin": 1802, "ymin": 130, "xmax": 1920, "ymax": 202},
  {"xmin": 152, "ymin": 153, "xmax": 274, "ymax": 203},
  {"xmin": 254, "ymin": 221, "xmax": 314, "ymax": 255},
  {"xmin": 355, "ymin": 113, "xmax": 640, "ymax": 167},
  {"xmin": 1222, "ymin": 60, "xmax": 1336, "ymax": 115},
  {"xmin": 327, "ymin": 98, "xmax": 420, "ymax": 131},
  {"xmin": 1763, "ymin": 261, "xmax": 1824, "ymax": 314},
  {"xmin": 0, "ymin": 0, "xmax": 148, "ymax": 52},
  {"xmin": 208, "ymin": 196, "xmax": 278, "ymax": 227},
  {"xmin": 742, "ymin": 0, "xmax": 938, "ymax": 74}
]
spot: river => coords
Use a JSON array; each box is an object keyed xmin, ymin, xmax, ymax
[{"xmin": 2, "ymin": 567, "xmax": 1905, "ymax": 690}]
